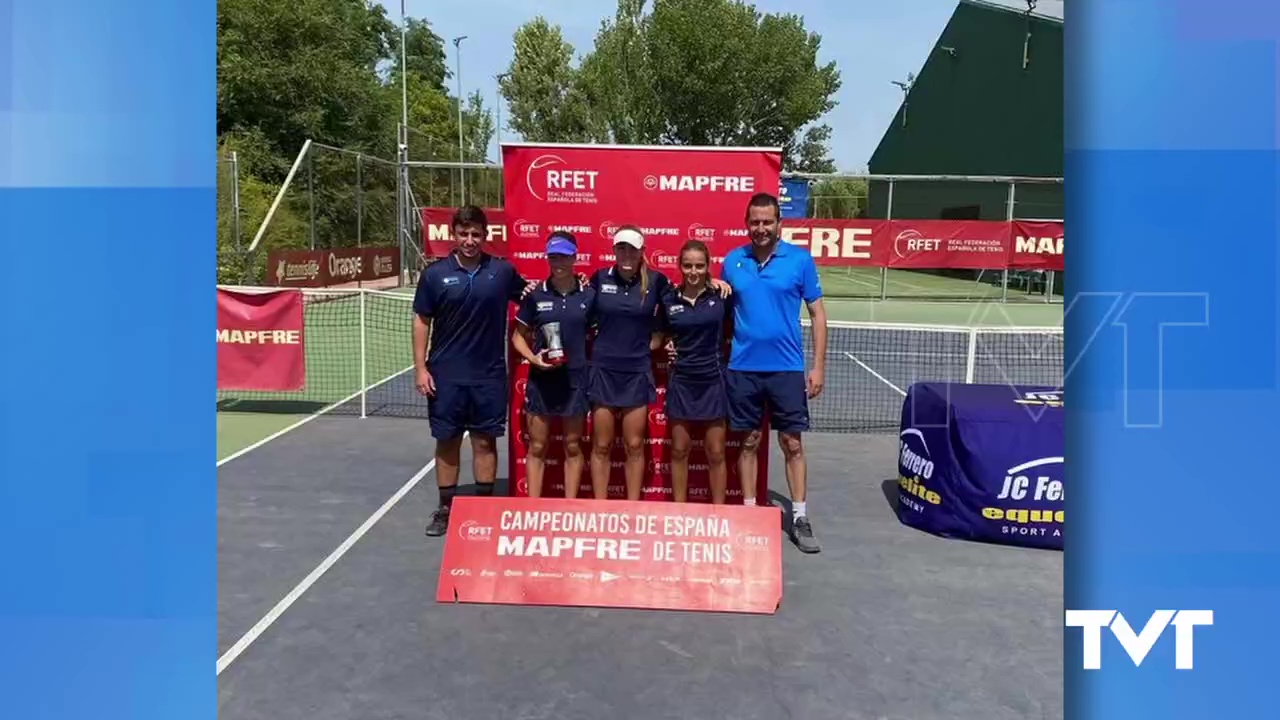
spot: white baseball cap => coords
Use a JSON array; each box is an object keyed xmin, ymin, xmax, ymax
[{"xmin": 612, "ymin": 227, "xmax": 645, "ymax": 249}]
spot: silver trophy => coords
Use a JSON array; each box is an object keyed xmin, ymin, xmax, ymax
[{"xmin": 541, "ymin": 322, "xmax": 566, "ymax": 365}]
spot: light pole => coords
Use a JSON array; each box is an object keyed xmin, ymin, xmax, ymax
[
  {"xmin": 452, "ymin": 35, "xmax": 468, "ymax": 204},
  {"xmin": 495, "ymin": 72, "xmax": 509, "ymax": 162},
  {"xmin": 400, "ymin": 2, "xmax": 409, "ymax": 141},
  {"xmin": 398, "ymin": 1, "xmax": 410, "ymax": 285}
]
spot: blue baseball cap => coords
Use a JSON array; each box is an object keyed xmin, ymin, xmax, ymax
[{"xmin": 545, "ymin": 235, "xmax": 577, "ymax": 256}]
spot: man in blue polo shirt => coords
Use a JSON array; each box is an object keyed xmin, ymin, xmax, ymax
[
  {"xmin": 721, "ymin": 192, "xmax": 828, "ymax": 553},
  {"xmin": 413, "ymin": 205, "xmax": 532, "ymax": 537}
]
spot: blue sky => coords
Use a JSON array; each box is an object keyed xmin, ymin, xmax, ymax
[{"xmin": 382, "ymin": 0, "xmax": 963, "ymax": 170}]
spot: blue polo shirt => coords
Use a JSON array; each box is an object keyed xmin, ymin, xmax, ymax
[
  {"xmin": 413, "ymin": 253, "xmax": 527, "ymax": 383},
  {"xmin": 515, "ymin": 279, "xmax": 597, "ymax": 370},
  {"xmin": 658, "ymin": 285, "xmax": 729, "ymax": 379},
  {"xmin": 589, "ymin": 266, "xmax": 670, "ymax": 371},
  {"xmin": 721, "ymin": 241, "xmax": 822, "ymax": 372}
]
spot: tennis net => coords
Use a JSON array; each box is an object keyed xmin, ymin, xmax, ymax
[{"xmin": 215, "ymin": 287, "xmax": 1064, "ymax": 433}]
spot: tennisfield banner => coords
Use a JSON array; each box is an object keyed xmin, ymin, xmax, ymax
[
  {"xmin": 501, "ymin": 142, "xmax": 782, "ymax": 502},
  {"xmin": 420, "ymin": 208, "xmax": 1063, "ymax": 272},
  {"xmin": 436, "ymin": 497, "xmax": 783, "ymax": 614},
  {"xmin": 266, "ymin": 245, "xmax": 401, "ymax": 287},
  {"xmin": 216, "ymin": 288, "xmax": 306, "ymax": 391}
]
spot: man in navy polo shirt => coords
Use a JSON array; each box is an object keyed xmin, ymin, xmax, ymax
[
  {"xmin": 721, "ymin": 192, "xmax": 828, "ymax": 553},
  {"xmin": 413, "ymin": 205, "xmax": 532, "ymax": 537}
]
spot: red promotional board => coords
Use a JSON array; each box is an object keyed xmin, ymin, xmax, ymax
[
  {"xmin": 437, "ymin": 497, "xmax": 783, "ymax": 614},
  {"xmin": 266, "ymin": 246, "xmax": 401, "ymax": 287},
  {"xmin": 216, "ymin": 288, "xmax": 306, "ymax": 391},
  {"xmin": 502, "ymin": 142, "xmax": 780, "ymax": 504},
  {"xmin": 420, "ymin": 207, "xmax": 509, "ymax": 258},
  {"xmin": 1010, "ymin": 220, "xmax": 1066, "ymax": 271},
  {"xmin": 884, "ymin": 220, "xmax": 1013, "ymax": 269},
  {"xmin": 422, "ymin": 210, "xmax": 1063, "ymax": 272}
]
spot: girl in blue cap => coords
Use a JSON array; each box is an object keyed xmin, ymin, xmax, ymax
[
  {"xmin": 512, "ymin": 231, "xmax": 597, "ymax": 499},
  {"xmin": 587, "ymin": 226, "xmax": 731, "ymax": 501},
  {"xmin": 657, "ymin": 240, "xmax": 732, "ymax": 504}
]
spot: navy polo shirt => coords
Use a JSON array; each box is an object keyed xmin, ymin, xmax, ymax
[
  {"xmin": 515, "ymin": 279, "xmax": 597, "ymax": 370},
  {"xmin": 589, "ymin": 266, "xmax": 670, "ymax": 371},
  {"xmin": 658, "ymin": 285, "xmax": 728, "ymax": 379},
  {"xmin": 413, "ymin": 253, "xmax": 527, "ymax": 383},
  {"xmin": 721, "ymin": 240, "xmax": 823, "ymax": 372}
]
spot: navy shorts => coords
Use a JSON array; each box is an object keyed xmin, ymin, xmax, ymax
[
  {"xmin": 665, "ymin": 371, "xmax": 727, "ymax": 422},
  {"xmin": 525, "ymin": 367, "xmax": 588, "ymax": 418},
  {"xmin": 587, "ymin": 365, "xmax": 656, "ymax": 410},
  {"xmin": 726, "ymin": 370, "xmax": 810, "ymax": 433},
  {"xmin": 427, "ymin": 378, "xmax": 507, "ymax": 441}
]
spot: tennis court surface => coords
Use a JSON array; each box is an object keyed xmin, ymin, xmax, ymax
[{"xmin": 217, "ymin": 288, "xmax": 1064, "ymax": 720}]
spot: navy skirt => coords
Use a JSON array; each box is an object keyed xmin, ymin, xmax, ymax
[
  {"xmin": 587, "ymin": 364, "xmax": 656, "ymax": 410},
  {"xmin": 665, "ymin": 370, "xmax": 728, "ymax": 422},
  {"xmin": 525, "ymin": 367, "xmax": 588, "ymax": 417}
]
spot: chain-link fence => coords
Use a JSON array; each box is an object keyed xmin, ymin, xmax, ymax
[
  {"xmin": 224, "ymin": 147, "xmax": 1062, "ymax": 302},
  {"xmin": 226, "ymin": 141, "xmax": 401, "ymax": 286},
  {"xmin": 790, "ymin": 173, "xmax": 1063, "ymax": 303}
]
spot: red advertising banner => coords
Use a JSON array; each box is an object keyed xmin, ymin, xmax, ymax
[
  {"xmin": 779, "ymin": 219, "xmax": 1064, "ymax": 271},
  {"xmin": 266, "ymin": 245, "xmax": 401, "ymax": 287},
  {"xmin": 216, "ymin": 288, "xmax": 306, "ymax": 391},
  {"xmin": 884, "ymin": 220, "xmax": 1012, "ymax": 269},
  {"xmin": 424, "ymin": 209, "xmax": 1063, "ymax": 272},
  {"xmin": 420, "ymin": 207, "xmax": 509, "ymax": 258},
  {"xmin": 1010, "ymin": 220, "xmax": 1065, "ymax": 271},
  {"xmin": 437, "ymin": 497, "xmax": 783, "ymax": 614},
  {"xmin": 502, "ymin": 143, "xmax": 780, "ymax": 503}
]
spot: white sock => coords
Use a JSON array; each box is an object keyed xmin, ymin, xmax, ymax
[
  {"xmin": 743, "ymin": 497, "xmax": 756, "ymax": 507},
  {"xmin": 793, "ymin": 501, "xmax": 807, "ymax": 520}
]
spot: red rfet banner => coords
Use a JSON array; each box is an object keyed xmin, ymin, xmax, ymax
[
  {"xmin": 502, "ymin": 143, "xmax": 780, "ymax": 503},
  {"xmin": 216, "ymin": 288, "xmax": 306, "ymax": 391},
  {"xmin": 421, "ymin": 207, "xmax": 509, "ymax": 258},
  {"xmin": 1010, "ymin": 220, "xmax": 1065, "ymax": 271},
  {"xmin": 437, "ymin": 497, "xmax": 783, "ymax": 614},
  {"xmin": 422, "ymin": 209, "xmax": 1063, "ymax": 272}
]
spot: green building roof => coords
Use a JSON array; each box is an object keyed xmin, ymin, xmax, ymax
[{"xmin": 866, "ymin": 0, "xmax": 1063, "ymax": 221}]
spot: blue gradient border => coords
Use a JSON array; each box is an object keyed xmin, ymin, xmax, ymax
[
  {"xmin": 0, "ymin": 1, "xmax": 215, "ymax": 719},
  {"xmin": 1067, "ymin": 0, "xmax": 1279, "ymax": 718}
]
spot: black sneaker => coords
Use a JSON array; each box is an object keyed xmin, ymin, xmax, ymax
[
  {"xmin": 425, "ymin": 506, "xmax": 451, "ymax": 537},
  {"xmin": 790, "ymin": 516, "xmax": 821, "ymax": 554}
]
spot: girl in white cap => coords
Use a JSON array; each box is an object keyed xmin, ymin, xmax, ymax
[{"xmin": 586, "ymin": 225, "xmax": 729, "ymax": 501}]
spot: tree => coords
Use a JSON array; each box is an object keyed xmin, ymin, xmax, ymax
[
  {"xmin": 499, "ymin": 18, "xmax": 593, "ymax": 143},
  {"xmin": 399, "ymin": 18, "xmax": 449, "ymax": 91},
  {"xmin": 501, "ymin": 0, "xmax": 842, "ymax": 169},
  {"xmin": 217, "ymin": 0, "xmax": 398, "ymax": 175}
]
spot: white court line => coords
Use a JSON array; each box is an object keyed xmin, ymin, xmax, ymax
[
  {"xmin": 216, "ymin": 365, "xmax": 415, "ymax": 467},
  {"xmin": 843, "ymin": 351, "xmax": 906, "ymax": 397},
  {"xmin": 216, "ymin": 452, "xmax": 442, "ymax": 675}
]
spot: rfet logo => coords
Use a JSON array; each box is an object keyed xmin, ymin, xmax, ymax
[
  {"xmin": 688, "ymin": 223, "xmax": 717, "ymax": 242},
  {"xmin": 516, "ymin": 379, "xmax": 528, "ymax": 395},
  {"xmin": 893, "ymin": 228, "xmax": 943, "ymax": 259},
  {"xmin": 599, "ymin": 220, "xmax": 620, "ymax": 239},
  {"xmin": 456, "ymin": 520, "xmax": 494, "ymax": 542},
  {"xmin": 526, "ymin": 154, "xmax": 600, "ymax": 203},
  {"xmin": 649, "ymin": 250, "xmax": 679, "ymax": 269},
  {"xmin": 649, "ymin": 409, "xmax": 668, "ymax": 426},
  {"xmin": 512, "ymin": 218, "xmax": 540, "ymax": 239}
]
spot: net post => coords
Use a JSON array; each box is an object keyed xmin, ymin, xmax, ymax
[
  {"xmin": 360, "ymin": 289, "xmax": 368, "ymax": 419},
  {"xmin": 964, "ymin": 329, "xmax": 978, "ymax": 384}
]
